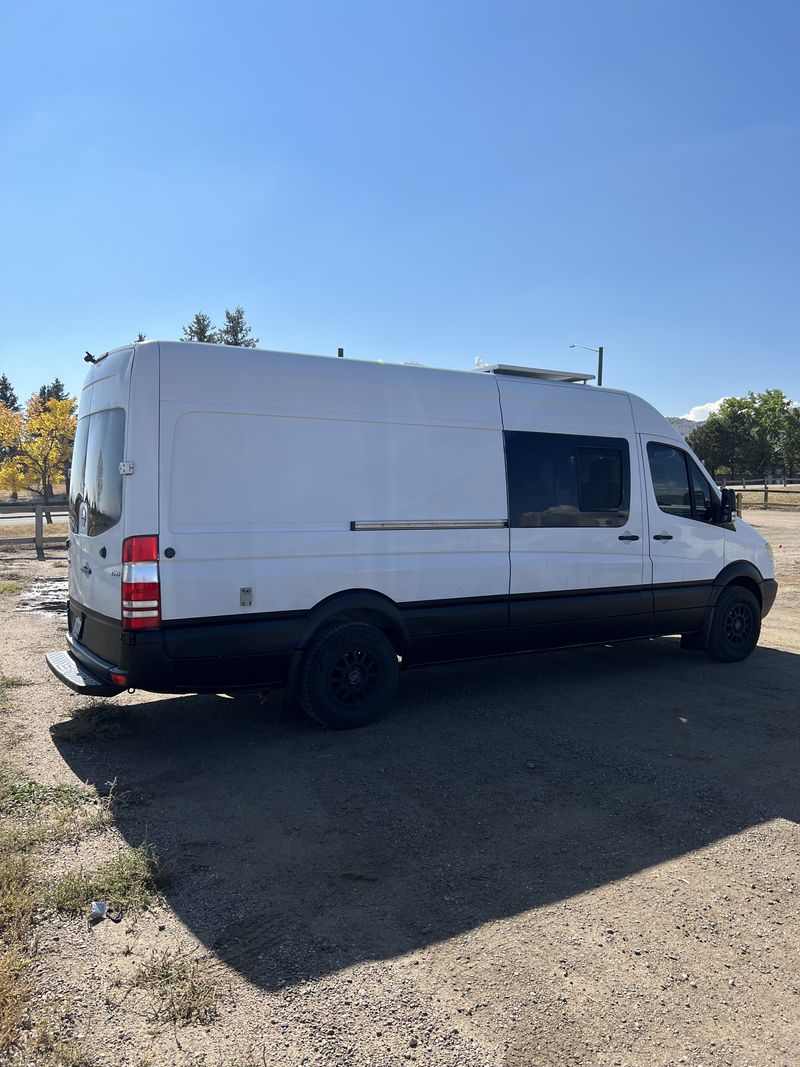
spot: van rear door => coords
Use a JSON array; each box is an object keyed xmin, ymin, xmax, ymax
[{"xmin": 68, "ymin": 350, "xmax": 133, "ymax": 658}]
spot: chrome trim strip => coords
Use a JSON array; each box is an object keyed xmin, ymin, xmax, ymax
[{"xmin": 351, "ymin": 520, "xmax": 509, "ymax": 531}]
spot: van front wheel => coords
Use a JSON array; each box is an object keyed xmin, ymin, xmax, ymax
[
  {"xmin": 298, "ymin": 623, "xmax": 399, "ymax": 729},
  {"xmin": 705, "ymin": 585, "xmax": 761, "ymax": 662}
]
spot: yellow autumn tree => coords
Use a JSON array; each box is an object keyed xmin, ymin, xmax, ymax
[{"xmin": 0, "ymin": 396, "xmax": 77, "ymax": 519}]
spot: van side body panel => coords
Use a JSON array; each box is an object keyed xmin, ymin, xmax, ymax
[
  {"xmin": 51, "ymin": 343, "xmax": 776, "ymax": 699},
  {"xmin": 157, "ymin": 345, "xmax": 510, "ymax": 634}
]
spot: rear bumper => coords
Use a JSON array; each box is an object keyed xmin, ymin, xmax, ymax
[
  {"xmin": 48, "ymin": 606, "xmax": 300, "ymax": 695},
  {"xmin": 45, "ymin": 649, "xmax": 125, "ymax": 698}
]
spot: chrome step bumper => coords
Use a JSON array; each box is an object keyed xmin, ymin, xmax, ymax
[{"xmin": 45, "ymin": 650, "xmax": 124, "ymax": 697}]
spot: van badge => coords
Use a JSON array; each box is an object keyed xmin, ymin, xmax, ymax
[{"xmin": 119, "ymin": 461, "xmax": 135, "ymax": 475}]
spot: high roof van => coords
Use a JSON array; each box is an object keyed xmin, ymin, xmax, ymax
[{"xmin": 46, "ymin": 341, "xmax": 777, "ymax": 728}]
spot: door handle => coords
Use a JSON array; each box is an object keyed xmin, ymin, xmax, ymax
[
  {"xmin": 81, "ymin": 562, "xmax": 92, "ymax": 575},
  {"xmin": 653, "ymin": 533, "xmax": 673, "ymax": 541},
  {"xmin": 618, "ymin": 534, "xmax": 640, "ymax": 542}
]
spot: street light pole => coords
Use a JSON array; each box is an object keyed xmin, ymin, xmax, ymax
[{"xmin": 569, "ymin": 343, "xmax": 604, "ymax": 386}]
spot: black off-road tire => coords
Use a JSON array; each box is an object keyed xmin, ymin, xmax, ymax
[
  {"xmin": 298, "ymin": 623, "xmax": 399, "ymax": 729},
  {"xmin": 705, "ymin": 585, "xmax": 762, "ymax": 663}
]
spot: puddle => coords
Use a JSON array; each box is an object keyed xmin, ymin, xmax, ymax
[{"xmin": 16, "ymin": 577, "xmax": 69, "ymax": 617}]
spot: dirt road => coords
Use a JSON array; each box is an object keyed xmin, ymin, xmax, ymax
[{"xmin": 1, "ymin": 510, "xmax": 798, "ymax": 1066}]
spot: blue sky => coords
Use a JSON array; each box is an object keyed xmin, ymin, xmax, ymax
[{"xmin": 1, "ymin": 0, "xmax": 798, "ymax": 417}]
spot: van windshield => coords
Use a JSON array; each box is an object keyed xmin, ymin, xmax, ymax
[{"xmin": 69, "ymin": 408, "xmax": 125, "ymax": 535}]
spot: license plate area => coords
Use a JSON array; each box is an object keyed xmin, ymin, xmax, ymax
[{"xmin": 71, "ymin": 612, "xmax": 84, "ymax": 641}]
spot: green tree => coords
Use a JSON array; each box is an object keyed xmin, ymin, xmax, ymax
[
  {"xmin": 37, "ymin": 378, "xmax": 68, "ymax": 404},
  {"xmin": 714, "ymin": 396, "xmax": 759, "ymax": 479},
  {"xmin": 750, "ymin": 389, "xmax": 795, "ymax": 478},
  {"xmin": 785, "ymin": 406, "xmax": 800, "ymax": 478},
  {"xmin": 182, "ymin": 312, "xmax": 218, "ymax": 343},
  {"xmin": 218, "ymin": 306, "xmax": 258, "ymax": 348},
  {"xmin": 689, "ymin": 389, "xmax": 799, "ymax": 481},
  {"xmin": 687, "ymin": 418, "xmax": 728, "ymax": 478},
  {"xmin": 0, "ymin": 373, "xmax": 19, "ymax": 411}
]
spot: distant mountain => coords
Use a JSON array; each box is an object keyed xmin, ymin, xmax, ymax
[{"xmin": 667, "ymin": 417, "xmax": 699, "ymax": 438}]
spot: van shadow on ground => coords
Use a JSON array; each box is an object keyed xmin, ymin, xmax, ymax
[{"xmin": 51, "ymin": 637, "xmax": 799, "ymax": 991}]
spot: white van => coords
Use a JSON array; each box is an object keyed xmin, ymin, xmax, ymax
[{"xmin": 47, "ymin": 341, "xmax": 777, "ymax": 728}]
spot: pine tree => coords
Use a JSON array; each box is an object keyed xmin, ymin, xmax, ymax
[
  {"xmin": 182, "ymin": 312, "xmax": 219, "ymax": 343},
  {"xmin": 218, "ymin": 306, "xmax": 259, "ymax": 348},
  {"xmin": 0, "ymin": 373, "xmax": 19, "ymax": 411},
  {"xmin": 37, "ymin": 378, "xmax": 68, "ymax": 404},
  {"xmin": 135, "ymin": 332, "xmax": 147, "ymax": 343}
]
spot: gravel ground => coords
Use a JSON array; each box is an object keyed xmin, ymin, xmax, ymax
[{"xmin": 0, "ymin": 509, "xmax": 798, "ymax": 1067}]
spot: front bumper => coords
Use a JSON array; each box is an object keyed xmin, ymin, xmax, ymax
[{"xmin": 761, "ymin": 578, "xmax": 778, "ymax": 619}]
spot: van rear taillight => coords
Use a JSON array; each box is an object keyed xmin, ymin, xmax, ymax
[{"xmin": 121, "ymin": 535, "xmax": 161, "ymax": 630}]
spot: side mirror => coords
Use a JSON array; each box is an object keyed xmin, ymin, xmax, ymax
[{"xmin": 717, "ymin": 487, "xmax": 735, "ymax": 524}]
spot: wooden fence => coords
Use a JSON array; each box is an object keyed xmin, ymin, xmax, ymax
[
  {"xmin": 734, "ymin": 488, "xmax": 800, "ymax": 512},
  {"xmin": 0, "ymin": 503, "xmax": 68, "ymax": 558}
]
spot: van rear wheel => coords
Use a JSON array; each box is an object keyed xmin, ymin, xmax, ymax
[
  {"xmin": 705, "ymin": 585, "xmax": 761, "ymax": 662},
  {"xmin": 298, "ymin": 622, "xmax": 399, "ymax": 729}
]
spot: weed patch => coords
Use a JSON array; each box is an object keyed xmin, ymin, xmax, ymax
[
  {"xmin": 0, "ymin": 764, "xmax": 115, "ymax": 850},
  {"xmin": 51, "ymin": 703, "xmax": 124, "ymax": 742},
  {"xmin": 0, "ymin": 581, "xmax": 24, "ymax": 596},
  {"xmin": 0, "ymin": 769, "xmax": 88, "ymax": 817},
  {"xmin": 0, "ymin": 945, "xmax": 32, "ymax": 1051},
  {"xmin": 0, "ymin": 840, "xmax": 36, "ymax": 1054},
  {"xmin": 134, "ymin": 948, "xmax": 218, "ymax": 1024},
  {"xmin": 48, "ymin": 845, "xmax": 164, "ymax": 915}
]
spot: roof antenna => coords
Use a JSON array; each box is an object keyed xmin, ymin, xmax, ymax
[
  {"xmin": 337, "ymin": 347, "xmax": 344, "ymax": 358},
  {"xmin": 84, "ymin": 351, "xmax": 96, "ymax": 363}
]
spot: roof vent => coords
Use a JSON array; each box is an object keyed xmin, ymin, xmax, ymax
[{"xmin": 480, "ymin": 364, "xmax": 595, "ymax": 384}]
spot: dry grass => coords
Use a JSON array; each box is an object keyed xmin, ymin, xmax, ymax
[
  {"xmin": 0, "ymin": 519, "xmax": 68, "ymax": 542},
  {"xmin": 737, "ymin": 486, "xmax": 800, "ymax": 508},
  {"xmin": 133, "ymin": 948, "xmax": 218, "ymax": 1024},
  {"xmin": 48, "ymin": 844, "xmax": 164, "ymax": 916},
  {"xmin": 0, "ymin": 765, "xmax": 117, "ymax": 851},
  {"xmin": 51, "ymin": 703, "xmax": 125, "ymax": 743},
  {"xmin": 0, "ymin": 581, "xmax": 25, "ymax": 596},
  {"xmin": 0, "ymin": 689, "xmax": 161, "ymax": 1062},
  {"xmin": 0, "ymin": 831, "xmax": 37, "ymax": 1053}
]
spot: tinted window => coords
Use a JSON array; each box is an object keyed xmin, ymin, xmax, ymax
[
  {"xmin": 68, "ymin": 416, "xmax": 90, "ymax": 532},
  {"xmin": 506, "ymin": 432, "xmax": 630, "ymax": 528},
  {"xmin": 69, "ymin": 409, "xmax": 125, "ymax": 536},
  {"xmin": 647, "ymin": 443, "xmax": 691, "ymax": 518},
  {"xmin": 578, "ymin": 446, "xmax": 623, "ymax": 510}
]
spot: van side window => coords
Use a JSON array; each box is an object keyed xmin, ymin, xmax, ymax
[
  {"xmin": 68, "ymin": 416, "xmax": 90, "ymax": 533},
  {"xmin": 647, "ymin": 443, "xmax": 716, "ymax": 522},
  {"xmin": 505, "ymin": 432, "xmax": 630, "ymax": 528},
  {"xmin": 69, "ymin": 408, "xmax": 125, "ymax": 536},
  {"xmin": 647, "ymin": 443, "xmax": 691, "ymax": 518}
]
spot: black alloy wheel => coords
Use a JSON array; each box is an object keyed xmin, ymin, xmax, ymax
[
  {"xmin": 705, "ymin": 585, "xmax": 761, "ymax": 663},
  {"xmin": 298, "ymin": 622, "xmax": 399, "ymax": 728}
]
